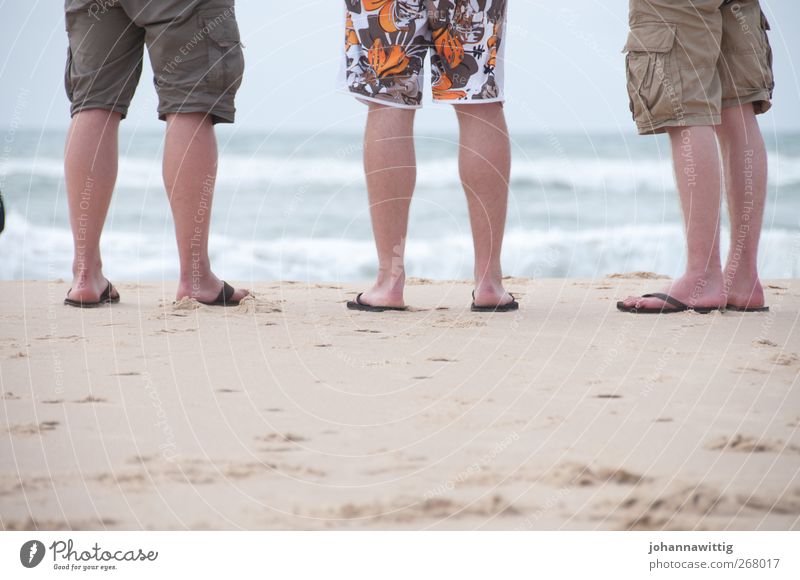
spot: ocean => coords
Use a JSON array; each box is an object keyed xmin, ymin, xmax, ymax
[{"xmin": 1, "ymin": 129, "xmax": 799, "ymax": 283}]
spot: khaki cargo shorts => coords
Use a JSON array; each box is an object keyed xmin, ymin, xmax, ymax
[
  {"xmin": 624, "ymin": 0, "xmax": 774, "ymax": 135},
  {"xmin": 64, "ymin": 0, "xmax": 244, "ymax": 124}
]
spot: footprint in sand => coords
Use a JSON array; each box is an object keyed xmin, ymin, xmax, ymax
[
  {"xmin": 617, "ymin": 484, "xmax": 734, "ymax": 530},
  {"xmin": 8, "ymin": 421, "xmax": 60, "ymax": 436},
  {"xmin": 706, "ymin": 434, "xmax": 800, "ymax": 454},
  {"xmin": 434, "ymin": 319, "xmax": 487, "ymax": 329},
  {"xmin": 73, "ymin": 396, "xmax": 108, "ymax": 404},
  {"xmin": 235, "ymin": 295, "xmax": 283, "ymax": 314},
  {"xmin": 324, "ymin": 494, "xmax": 519, "ymax": 522},
  {"xmin": 612, "ymin": 484, "xmax": 800, "ymax": 530},
  {"xmin": 256, "ymin": 432, "xmax": 307, "ymax": 443},
  {"xmin": 771, "ymin": 353, "xmax": 799, "ymax": 367},
  {"xmin": 544, "ymin": 463, "xmax": 648, "ymax": 487}
]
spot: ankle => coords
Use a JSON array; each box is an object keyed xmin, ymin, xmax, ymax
[
  {"xmin": 724, "ymin": 262, "xmax": 759, "ymax": 279},
  {"xmin": 72, "ymin": 257, "xmax": 103, "ymax": 283},
  {"xmin": 684, "ymin": 265, "xmax": 723, "ymax": 280},
  {"xmin": 376, "ymin": 266, "xmax": 405, "ymax": 290}
]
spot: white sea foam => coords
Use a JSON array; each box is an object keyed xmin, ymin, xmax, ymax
[
  {"xmin": 3, "ymin": 213, "xmax": 797, "ymax": 282},
  {"xmin": 4, "ymin": 153, "xmax": 800, "ymax": 191}
]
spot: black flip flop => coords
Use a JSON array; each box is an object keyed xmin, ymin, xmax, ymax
[
  {"xmin": 471, "ymin": 291, "xmax": 519, "ymax": 313},
  {"xmin": 64, "ymin": 281, "xmax": 120, "ymax": 308},
  {"xmin": 199, "ymin": 281, "xmax": 244, "ymax": 307},
  {"xmin": 616, "ymin": 292, "xmax": 719, "ymax": 314},
  {"xmin": 726, "ymin": 304, "xmax": 770, "ymax": 312},
  {"xmin": 346, "ymin": 293, "xmax": 407, "ymax": 312}
]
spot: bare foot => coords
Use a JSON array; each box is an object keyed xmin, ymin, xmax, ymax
[
  {"xmin": 473, "ymin": 281, "xmax": 514, "ymax": 308},
  {"xmin": 619, "ymin": 270, "xmax": 726, "ymax": 311},
  {"xmin": 67, "ymin": 271, "xmax": 118, "ymax": 303},
  {"xmin": 358, "ymin": 278, "xmax": 405, "ymax": 309},
  {"xmin": 176, "ymin": 273, "xmax": 249, "ymax": 304},
  {"xmin": 724, "ymin": 268, "xmax": 766, "ymax": 309}
]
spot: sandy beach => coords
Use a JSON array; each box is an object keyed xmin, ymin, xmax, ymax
[{"xmin": 1, "ymin": 276, "xmax": 798, "ymax": 531}]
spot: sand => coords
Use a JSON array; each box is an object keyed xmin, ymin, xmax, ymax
[{"xmin": 1, "ymin": 277, "xmax": 798, "ymax": 530}]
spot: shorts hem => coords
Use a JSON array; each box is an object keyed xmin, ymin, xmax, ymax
[
  {"xmin": 70, "ymin": 103, "xmax": 129, "ymax": 120},
  {"xmin": 158, "ymin": 107, "xmax": 236, "ymax": 124},
  {"xmin": 721, "ymin": 91, "xmax": 772, "ymax": 115},
  {"xmin": 346, "ymin": 90, "xmax": 422, "ymax": 110},
  {"xmin": 435, "ymin": 95, "xmax": 505, "ymax": 106},
  {"xmin": 637, "ymin": 114, "xmax": 721, "ymax": 135}
]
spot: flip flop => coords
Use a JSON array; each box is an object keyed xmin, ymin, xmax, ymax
[
  {"xmin": 346, "ymin": 293, "xmax": 407, "ymax": 312},
  {"xmin": 471, "ymin": 291, "xmax": 519, "ymax": 313},
  {"xmin": 64, "ymin": 280, "xmax": 120, "ymax": 308},
  {"xmin": 725, "ymin": 304, "xmax": 770, "ymax": 312},
  {"xmin": 616, "ymin": 292, "xmax": 720, "ymax": 314},
  {"xmin": 198, "ymin": 281, "xmax": 244, "ymax": 307}
]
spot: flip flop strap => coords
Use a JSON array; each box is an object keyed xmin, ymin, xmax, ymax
[
  {"xmin": 99, "ymin": 281, "xmax": 112, "ymax": 302},
  {"xmin": 217, "ymin": 281, "xmax": 235, "ymax": 304},
  {"xmin": 641, "ymin": 293, "xmax": 688, "ymax": 310}
]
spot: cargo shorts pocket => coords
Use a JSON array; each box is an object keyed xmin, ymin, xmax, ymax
[
  {"xmin": 64, "ymin": 47, "xmax": 75, "ymax": 101},
  {"xmin": 623, "ymin": 23, "xmax": 681, "ymax": 124},
  {"xmin": 759, "ymin": 10, "xmax": 774, "ymax": 92},
  {"xmin": 199, "ymin": 7, "xmax": 244, "ymax": 94}
]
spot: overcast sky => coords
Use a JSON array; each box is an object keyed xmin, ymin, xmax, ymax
[{"xmin": 1, "ymin": 0, "xmax": 798, "ymax": 135}]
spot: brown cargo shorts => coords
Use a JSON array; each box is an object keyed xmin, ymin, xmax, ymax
[
  {"xmin": 64, "ymin": 0, "xmax": 244, "ymax": 124},
  {"xmin": 624, "ymin": 0, "xmax": 774, "ymax": 135}
]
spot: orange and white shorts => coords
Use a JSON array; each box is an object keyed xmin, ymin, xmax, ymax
[{"xmin": 342, "ymin": 0, "xmax": 507, "ymax": 108}]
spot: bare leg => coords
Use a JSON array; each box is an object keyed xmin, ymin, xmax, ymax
[
  {"xmin": 621, "ymin": 125, "xmax": 726, "ymax": 310},
  {"xmin": 64, "ymin": 109, "xmax": 121, "ymax": 302},
  {"xmin": 716, "ymin": 104, "xmax": 768, "ymax": 308},
  {"xmin": 455, "ymin": 103, "xmax": 513, "ymax": 307},
  {"xmin": 164, "ymin": 113, "xmax": 248, "ymax": 302},
  {"xmin": 358, "ymin": 103, "xmax": 416, "ymax": 308}
]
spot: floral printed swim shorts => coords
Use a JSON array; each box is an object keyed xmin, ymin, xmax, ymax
[{"xmin": 342, "ymin": 0, "xmax": 507, "ymax": 108}]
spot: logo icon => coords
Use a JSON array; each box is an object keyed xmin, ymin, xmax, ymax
[{"xmin": 20, "ymin": 540, "xmax": 46, "ymax": 568}]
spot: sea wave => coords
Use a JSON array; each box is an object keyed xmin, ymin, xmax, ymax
[
  {"xmin": 4, "ymin": 153, "xmax": 800, "ymax": 192},
  {"xmin": 2, "ymin": 213, "xmax": 797, "ymax": 282}
]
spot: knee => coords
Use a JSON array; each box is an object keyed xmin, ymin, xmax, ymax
[
  {"xmin": 454, "ymin": 101, "xmax": 503, "ymax": 119},
  {"xmin": 73, "ymin": 108, "xmax": 122, "ymax": 124}
]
